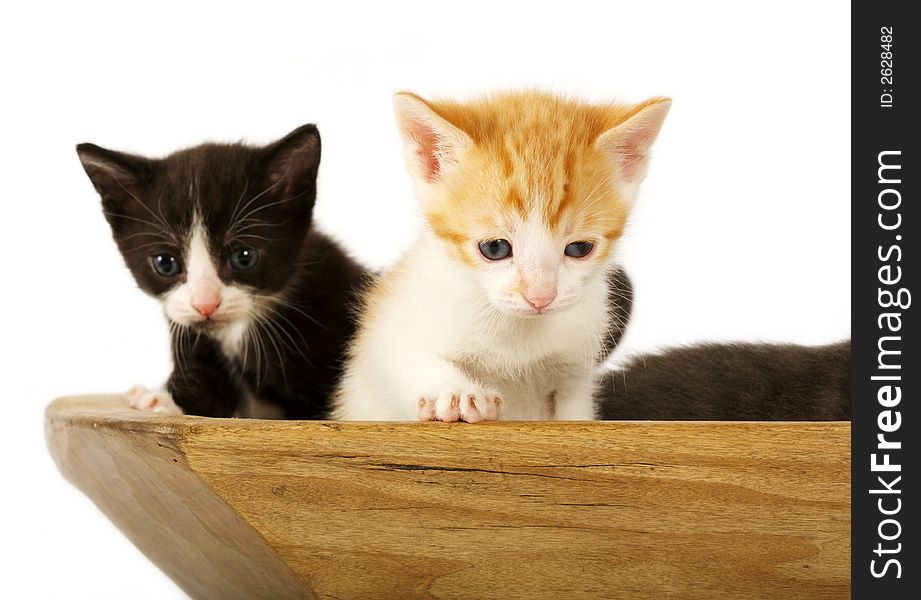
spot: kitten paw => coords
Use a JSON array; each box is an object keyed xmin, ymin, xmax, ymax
[
  {"xmin": 420, "ymin": 391, "xmax": 501, "ymax": 423},
  {"xmin": 125, "ymin": 386, "xmax": 183, "ymax": 415},
  {"xmin": 417, "ymin": 397, "xmax": 437, "ymax": 421}
]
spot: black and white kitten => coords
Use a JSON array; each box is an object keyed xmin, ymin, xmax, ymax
[{"xmin": 77, "ymin": 125, "xmax": 367, "ymax": 418}]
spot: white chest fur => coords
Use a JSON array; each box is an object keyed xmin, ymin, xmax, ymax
[{"xmin": 214, "ymin": 319, "xmax": 249, "ymax": 360}]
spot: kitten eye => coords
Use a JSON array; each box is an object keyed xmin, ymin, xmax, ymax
[
  {"xmin": 229, "ymin": 247, "xmax": 259, "ymax": 271},
  {"xmin": 151, "ymin": 254, "xmax": 182, "ymax": 277},
  {"xmin": 564, "ymin": 241, "xmax": 594, "ymax": 258},
  {"xmin": 478, "ymin": 239, "xmax": 513, "ymax": 261}
]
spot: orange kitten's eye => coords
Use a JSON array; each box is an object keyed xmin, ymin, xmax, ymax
[
  {"xmin": 564, "ymin": 241, "xmax": 594, "ymax": 258},
  {"xmin": 478, "ymin": 239, "xmax": 513, "ymax": 261}
]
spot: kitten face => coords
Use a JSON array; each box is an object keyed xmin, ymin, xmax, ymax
[
  {"xmin": 457, "ymin": 205, "xmax": 610, "ymax": 316},
  {"xmin": 77, "ymin": 125, "xmax": 321, "ymax": 333},
  {"xmin": 394, "ymin": 91, "xmax": 670, "ymax": 317},
  {"xmin": 158, "ymin": 217, "xmax": 257, "ymax": 329}
]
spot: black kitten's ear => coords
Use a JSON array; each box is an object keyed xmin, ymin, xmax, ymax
[
  {"xmin": 76, "ymin": 143, "xmax": 153, "ymax": 203},
  {"xmin": 259, "ymin": 124, "xmax": 321, "ymax": 206}
]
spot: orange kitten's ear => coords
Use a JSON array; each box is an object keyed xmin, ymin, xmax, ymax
[
  {"xmin": 393, "ymin": 92, "xmax": 472, "ymax": 184},
  {"xmin": 595, "ymin": 98, "xmax": 671, "ymax": 183}
]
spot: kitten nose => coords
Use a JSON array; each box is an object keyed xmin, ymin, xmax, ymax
[
  {"xmin": 191, "ymin": 281, "xmax": 223, "ymax": 318},
  {"xmin": 523, "ymin": 291, "xmax": 557, "ymax": 311},
  {"xmin": 192, "ymin": 298, "xmax": 221, "ymax": 317}
]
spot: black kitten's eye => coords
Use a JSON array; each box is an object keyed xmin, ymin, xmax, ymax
[
  {"xmin": 151, "ymin": 254, "xmax": 182, "ymax": 277},
  {"xmin": 478, "ymin": 239, "xmax": 513, "ymax": 261},
  {"xmin": 229, "ymin": 247, "xmax": 259, "ymax": 271},
  {"xmin": 564, "ymin": 241, "xmax": 594, "ymax": 258}
]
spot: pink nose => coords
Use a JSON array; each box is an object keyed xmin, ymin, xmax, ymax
[
  {"xmin": 192, "ymin": 299, "xmax": 221, "ymax": 317},
  {"xmin": 524, "ymin": 291, "xmax": 557, "ymax": 311}
]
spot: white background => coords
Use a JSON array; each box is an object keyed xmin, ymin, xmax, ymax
[{"xmin": 1, "ymin": 1, "xmax": 849, "ymax": 598}]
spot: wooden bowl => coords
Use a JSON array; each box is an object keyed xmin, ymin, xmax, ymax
[{"xmin": 45, "ymin": 395, "xmax": 849, "ymax": 599}]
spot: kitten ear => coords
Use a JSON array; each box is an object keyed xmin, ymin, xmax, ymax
[
  {"xmin": 260, "ymin": 124, "xmax": 321, "ymax": 205},
  {"xmin": 393, "ymin": 92, "xmax": 473, "ymax": 184},
  {"xmin": 595, "ymin": 98, "xmax": 671, "ymax": 184},
  {"xmin": 76, "ymin": 143, "xmax": 153, "ymax": 202}
]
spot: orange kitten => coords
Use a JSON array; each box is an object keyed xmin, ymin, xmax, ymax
[{"xmin": 334, "ymin": 90, "xmax": 670, "ymax": 421}]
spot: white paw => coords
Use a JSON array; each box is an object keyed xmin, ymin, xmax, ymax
[
  {"xmin": 125, "ymin": 386, "xmax": 183, "ymax": 415},
  {"xmin": 417, "ymin": 389, "xmax": 502, "ymax": 423}
]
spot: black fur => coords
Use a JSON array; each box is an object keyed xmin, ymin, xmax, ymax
[
  {"xmin": 597, "ymin": 340, "xmax": 851, "ymax": 420},
  {"xmin": 77, "ymin": 126, "xmax": 368, "ymax": 418},
  {"xmin": 601, "ymin": 267, "xmax": 633, "ymax": 360}
]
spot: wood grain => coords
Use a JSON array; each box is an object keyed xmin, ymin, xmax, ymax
[{"xmin": 46, "ymin": 395, "xmax": 850, "ymax": 599}]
